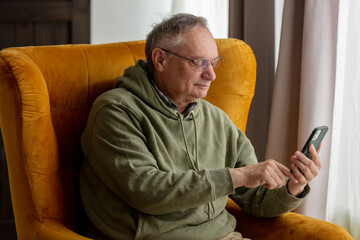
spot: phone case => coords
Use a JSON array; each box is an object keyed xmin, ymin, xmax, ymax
[{"xmin": 301, "ymin": 126, "xmax": 329, "ymax": 159}]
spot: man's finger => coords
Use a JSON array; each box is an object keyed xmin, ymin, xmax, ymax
[
  {"xmin": 290, "ymin": 164, "xmax": 307, "ymax": 185},
  {"xmin": 275, "ymin": 160, "xmax": 298, "ymax": 184},
  {"xmin": 309, "ymin": 144, "xmax": 322, "ymax": 169},
  {"xmin": 292, "ymin": 158, "xmax": 315, "ymax": 181},
  {"xmin": 269, "ymin": 167, "xmax": 286, "ymax": 188}
]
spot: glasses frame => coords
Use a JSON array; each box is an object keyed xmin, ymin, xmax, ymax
[{"xmin": 160, "ymin": 48, "xmax": 222, "ymax": 71}]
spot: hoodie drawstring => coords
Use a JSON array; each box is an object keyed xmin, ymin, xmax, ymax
[
  {"xmin": 177, "ymin": 111, "xmax": 199, "ymax": 172},
  {"xmin": 190, "ymin": 111, "xmax": 200, "ymax": 171},
  {"xmin": 177, "ymin": 111, "xmax": 215, "ymax": 219}
]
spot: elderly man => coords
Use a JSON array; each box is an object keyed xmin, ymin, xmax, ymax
[{"xmin": 80, "ymin": 13, "xmax": 321, "ymax": 240}]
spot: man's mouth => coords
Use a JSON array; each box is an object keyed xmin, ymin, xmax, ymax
[{"xmin": 195, "ymin": 84, "xmax": 210, "ymax": 89}]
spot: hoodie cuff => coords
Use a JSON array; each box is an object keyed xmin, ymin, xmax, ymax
[
  {"xmin": 285, "ymin": 179, "xmax": 311, "ymax": 199},
  {"xmin": 207, "ymin": 168, "xmax": 235, "ymax": 200},
  {"xmin": 277, "ymin": 181, "xmax": 311, "ymax": 208}
]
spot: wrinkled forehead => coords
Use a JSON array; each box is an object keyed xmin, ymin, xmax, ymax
[{"xmin": 177, "ymin": 27, "xmax": 218, "ymax": 59}]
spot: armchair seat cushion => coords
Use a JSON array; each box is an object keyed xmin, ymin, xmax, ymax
[{"xmin": 226, "ymin": 198, "xmax": 353, "ymax": 240}]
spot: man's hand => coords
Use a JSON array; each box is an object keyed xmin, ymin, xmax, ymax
[
  {"xmin": 229, "ymin": 160, "xmax": 298, "ymax": 189},
  {"xmin": 230, "ymin": 144, "xmax": 322, "ymax": 197},
  {"xmin": 287, "ymin": 144, "xmax": 322, "ymax": 196}
]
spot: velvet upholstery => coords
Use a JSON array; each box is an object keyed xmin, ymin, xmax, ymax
[{"xmin": 0, "ymin": 39, "xmax": 353, "ymax": 240}]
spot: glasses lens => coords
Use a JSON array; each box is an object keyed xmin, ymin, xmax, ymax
[
  {"xmin": 193, "ymin": 57, "xmax": 222, "ymax": 70},
  {"xmin": 200, "ymin": 59, "xmax": 211, "ymax": 69},
  {"xmin": 211, "ymin": 57, "xmax": 222, "ymax": 69}
]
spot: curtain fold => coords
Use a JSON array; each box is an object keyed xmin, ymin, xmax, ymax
[
  {"xmin": 266, "ymin": 0, "xmax": 338, "ymax": 220},
  {"xmin": 230, "ymin": 0, "xmax": 358, "ymax": 235},
  {"xmin": 229, "ymin": 0, "xmax": 275, "ymax": 162},
  {"xmin": 326, "ymin": 1, "xmax": 360, "ymax": 238},
  {"xmin": 266, "ymin": 0, "xmax": 304, "ymax": 167}
]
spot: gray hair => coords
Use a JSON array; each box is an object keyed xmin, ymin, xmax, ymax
[{"xmin": 145, "ymin": 13, "xmax": 209, "ymax": 75}]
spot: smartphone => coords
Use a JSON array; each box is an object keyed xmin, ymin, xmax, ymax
[{"xmin": 301, "ymin": 126, "xmax": 329, "ymax": 159}]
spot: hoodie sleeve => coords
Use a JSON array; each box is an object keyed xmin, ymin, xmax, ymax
[
  {"xmin": 230, "ymin": 184, "xmax": 309, "ymax": 218},
  {"xmin": 229, "ymin": 128, "xmax": 309, "ymax": 218},
  {"xmin": 82, "ymin": 101, "xmax": 234, "ymax": 215}
]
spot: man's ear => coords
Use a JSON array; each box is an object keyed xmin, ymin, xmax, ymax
[{"xmin": 152, "ymin": 48, "xmax": 167, "ymax": 72}]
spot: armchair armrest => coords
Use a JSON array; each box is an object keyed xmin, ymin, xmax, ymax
[{"xmin": 226, "ymin": 198, "xmax": 353, "ymax": 240}]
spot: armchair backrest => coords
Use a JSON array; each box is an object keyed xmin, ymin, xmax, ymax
[{"xmin": 0, "ymin": 39, "xmax": 256, "ymax": 239}]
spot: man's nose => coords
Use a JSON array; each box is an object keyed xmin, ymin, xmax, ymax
[{"xmin": 201, "ymin": 65, "xmax": 216, "ymax": 81}]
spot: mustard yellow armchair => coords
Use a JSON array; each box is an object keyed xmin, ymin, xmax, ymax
[{"xmin": 0, "ymin": 39, "xmax": 353, "ymax": 240}]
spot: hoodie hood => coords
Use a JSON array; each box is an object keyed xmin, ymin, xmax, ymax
[{"xmin": 114, "ymin": 59, "xmax": 200, "ymax": 119}]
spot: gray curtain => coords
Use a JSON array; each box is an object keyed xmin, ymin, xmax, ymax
[
  {"xmin": 229, "ymin": 0, "xmax": 275, "ymax": 162},
  {"xmin": 229, "ymin": 0, "xmax": 339, "ymax": 220},
  {"xmin": 266, "ymin": 0, "xmax": 338, "ymax": 220}
]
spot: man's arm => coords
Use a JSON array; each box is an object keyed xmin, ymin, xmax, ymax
[
  {"xmin": 229, "ymin": 160, "xmax": 308, "ymax": 218},
  {"xmin": 227, "ymin": 128, "xmax": 323, "ymax": 217},
  {"xmin": 229, "ymin": 159, "xmax": 298, "ymax": 190},
  {"xmin": 230, "ymin": 143, "xmax": 321, "ymax": 197}
]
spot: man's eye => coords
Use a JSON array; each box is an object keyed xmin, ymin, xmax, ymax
[{"xmin": 201, "ymin": 60, "xmax": 210, "ymax": 68}]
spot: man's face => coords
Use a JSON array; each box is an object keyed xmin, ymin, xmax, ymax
[{"xmin": 155, "ymin": 27, "xmax": 219, "ymax": 109}]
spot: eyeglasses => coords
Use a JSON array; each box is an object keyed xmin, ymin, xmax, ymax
[{"xmin": 161, "ymin": 48, "xmax": 222, "ymax": 71}]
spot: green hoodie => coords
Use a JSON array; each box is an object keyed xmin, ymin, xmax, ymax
[{"xmin": 80, "ymin": 60, "xmax": 307, "ymax": 240}]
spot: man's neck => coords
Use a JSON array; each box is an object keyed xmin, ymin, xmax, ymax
[
  {"xmin": 150, "ymin": 77, "xmax": 197, "ymax": 115},
  {"xmin": 177, "ymin": 106, "xmax": 187, "ymax": 114}
]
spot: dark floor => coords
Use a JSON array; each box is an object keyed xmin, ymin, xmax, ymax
[{"xmin": 0, "ymin": 219, "xmax": 17, "ymax": 240}]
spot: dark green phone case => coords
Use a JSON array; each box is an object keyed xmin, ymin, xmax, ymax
[{"xmin": 301, "ymin": 126, "xmax": 329, "ymax": 159}]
